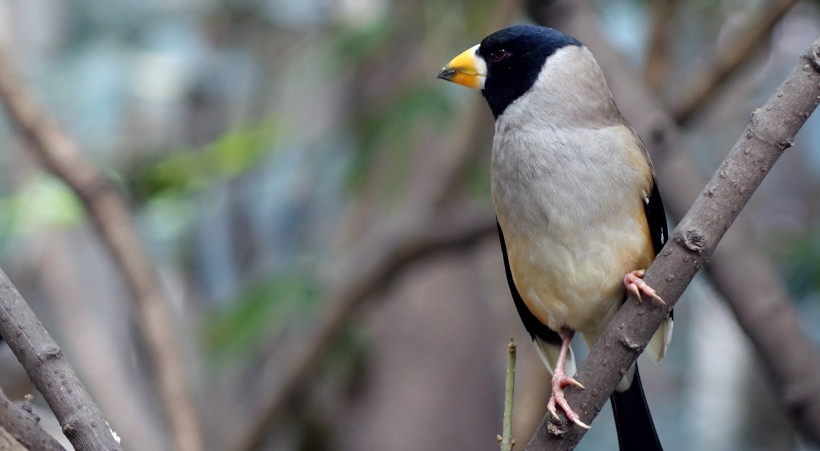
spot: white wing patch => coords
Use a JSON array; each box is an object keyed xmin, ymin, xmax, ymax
[{"xmin": 646, "ymin": 316, "xmax": 674, "ymax": 363}]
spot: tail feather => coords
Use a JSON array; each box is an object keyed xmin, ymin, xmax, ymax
[{"xmin": 610, "ymin": 365, "xmax": 663, "ymax": 451}]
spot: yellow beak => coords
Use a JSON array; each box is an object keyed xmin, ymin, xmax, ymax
[{"xmin": 437, "ymin": 44, "xmax": 486, "ymax": 90}]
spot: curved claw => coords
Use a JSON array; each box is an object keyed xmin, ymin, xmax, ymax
[
  {"xmin": 624, "ymin": 270, "xmax": 666, "ymax": 305},
  {"xmin": 548, "ymin": 373, "xmax": 590, "ymax": 429},
  {"xmin": 566, "ymin": 378, "xmax": 585, "ymax": 389},
  {"xmin": 573, "ymin": 418, "xmax": 591, "ymax": 429},
  {"xmin": 547, "ymin": 388, "xmax": 590, "ymax": 429}
]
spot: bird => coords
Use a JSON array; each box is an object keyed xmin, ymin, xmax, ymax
[{"xmin": 437, "ymin": 24, "xmax": 672, "ymax": 450}]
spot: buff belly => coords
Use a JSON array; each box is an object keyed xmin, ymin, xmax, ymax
[{"xmin": 500, "ymin": 207, "xmax": 654, "ymax": 344}]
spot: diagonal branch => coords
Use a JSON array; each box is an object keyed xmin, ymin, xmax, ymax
[
  {"xmin": 524, "ymin": 32, "xmax": 820, "ymax": 450},
  {"xmin": 0, "ymin": 268, "xmax": 121, "ymax": 450},
  {"xmin": 0, "ymin": 51, "xmax": 202, "ymax": 451}
]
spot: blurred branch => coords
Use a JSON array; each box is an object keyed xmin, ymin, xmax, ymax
[
  {"xmin": 0, "ymin": 389, "xmax": 64, "ymax": 451},
  {"xmin": 231, "ymin": 205, "xmax": 496, "ymax": 451},
  {"xmin": 643, "ymin": 0, "xmax": 678, "ymax": 90},
  {"xmin": 222, "ymin": 1, "xmax": 522, "ymax": 449},
  {"xmin": 671, "ymin": 0, "xmax": 799, "ymax": 124},
  {"xmin": 0, "ymin": 268, "xmax": 121, "ymax": 450},
  {"xmin": 0, "ymin": 51, "xmax": 202, "ymax": 451},
  {"xmin": 527, "ymin": 1, "xmax": 820, "ymax": 447}
]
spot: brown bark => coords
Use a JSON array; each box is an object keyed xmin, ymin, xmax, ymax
[
  {"xmin": 0, "ymin": 389, "xmax": 64, "ymax": 451},
  {"xmin": 0, "ymin": 268, "xmax": 122, "ymax": 450}
]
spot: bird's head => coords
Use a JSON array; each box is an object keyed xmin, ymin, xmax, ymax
[{"xmin": 438, "ymin": 25, "xmax": 582, "ymax": 118}]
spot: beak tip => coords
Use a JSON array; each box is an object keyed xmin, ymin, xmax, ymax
[{"xmin": 437, "ymin": 68, "xmax": 455, "ymax": 81}]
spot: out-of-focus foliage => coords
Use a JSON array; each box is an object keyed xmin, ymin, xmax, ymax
[
  {"xmin": 130, "ymin": 118, "xmax": 282, "ymax": 200},
  {"xmin": 332, "ymin": 18, "xmax": 395, "ymax": 64},
  {"xmin": 776, "ymin": 230, "xmax": 820, "ymax": 298},
  {"xmin": 203, "ymin": 270, "xmax": 318, "ymax": 363},
  {"xmin": 0, "ymin": 177, "xmax": 84, "ymax": 236},
  {"xmin": 349, "ymin": 84, "xmax": 453, "ymax": 191}
]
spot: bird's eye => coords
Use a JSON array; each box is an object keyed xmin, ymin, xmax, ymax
[{"xmin": 491, "ymin": 49, "xmax": 509, "ymax": 62}]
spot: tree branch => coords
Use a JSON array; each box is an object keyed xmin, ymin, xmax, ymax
[
  {"xmin": 0, "ymin": 268, "xmax": 122, "ymax": 450},
  {"xmin": 0, "ymin": 389, "xmax": 64, "ymax": 451},
  {"xmin": 0, "ymin": 51, "xmax": 202, "ymax": 450},
  {"xmin": 524, "ymin": 32, "xmax": 820, "ymax": 450}
]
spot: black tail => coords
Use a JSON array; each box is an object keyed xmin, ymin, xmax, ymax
[{"xmin": 610, "ymin": 365, "xmax": 663, "ymax": 451}]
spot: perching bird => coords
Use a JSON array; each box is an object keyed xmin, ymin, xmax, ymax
[{"xmin": 437, "ymin": 25, "xmax": 672, "ymax": 450}]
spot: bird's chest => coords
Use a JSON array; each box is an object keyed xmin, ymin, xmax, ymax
[{"xmin": 490, "ymin": 125, "xmax": 653, "ymax": 333}]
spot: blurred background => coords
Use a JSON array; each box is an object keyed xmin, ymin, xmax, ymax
[{"xmin": 0, "ymin": 0, "xmax": 819, "ymax": 450}]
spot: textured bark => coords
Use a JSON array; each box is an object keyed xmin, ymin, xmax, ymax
[
  {"xmin": 0, "ymin": 388, "xmax": 64, "ymax": 451},
  {"xmin": 522, "ymin": 28, "xmax": 820, "ymax": 450},
  {"xmin": 0, "ymin": 268, "xmax": 122, "ymax": 450}
]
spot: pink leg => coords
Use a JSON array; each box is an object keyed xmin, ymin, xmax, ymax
[
  {"xmin": 547, "ymin": 333, "xmax": 590, "ymax": 429},
  {"xmin": 624, "ymin": 269, "xmax": 665, "ymax": 304}
]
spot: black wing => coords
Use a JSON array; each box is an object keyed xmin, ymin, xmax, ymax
[
  {"xmin": 644, "ymin": 178, "xmax": 668, "ymax": 256},
  {"xmin": 497, "ymin": 221, "xmax": 561, "ymax": 346},
  {"xmin": 611, "ymin": 365, "xmax": 664, "ymax": 451}
]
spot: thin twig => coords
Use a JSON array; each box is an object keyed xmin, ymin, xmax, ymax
[
  {"xmin": 524, "ymin": 31, "xmax": 820, "ymax": 450},
  {"xmin": 499, "ymin": 339, "xmax": 517, "ymax": 451},
  {"xmin": 0, "ymin": 268, "xmax": 122, "ymax": 450},
  {"xmin": 672, "ymin": 0, "xmax": 799, "ymax": 124},
  {"xmin": 0, "ymin": 52, "xmax": 202, "ymax": 451}
]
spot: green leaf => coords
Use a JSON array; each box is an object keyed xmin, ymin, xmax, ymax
[
  {"xmin": 0, "ymin": 176, "xmax": 85, "ymax": 237},
  {"xmin": 202, "ymin": 271, "xmax": 319, "ymax": 362},
  {"xmin": 131, "ymin": 118, "xmax": 281, "ymax": 200}
]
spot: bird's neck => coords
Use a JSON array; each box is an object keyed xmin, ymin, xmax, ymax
[{"xmin": 499, "ymin": 47, "xmax": 622, "ymax": 129}]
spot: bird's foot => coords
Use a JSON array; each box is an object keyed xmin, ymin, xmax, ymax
[
  {"xmin": 547, "ymin": 370, "xmax": 590, "ymax": 429},
  {"xmin": 624, "ymin": 269, "xmax": 665, "ymax": 305}
]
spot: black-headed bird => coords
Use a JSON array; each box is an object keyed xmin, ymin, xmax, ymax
[{"xmin": 438, "ymin": 24, "xmax": 672, "ymax": 450}]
